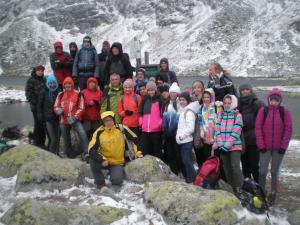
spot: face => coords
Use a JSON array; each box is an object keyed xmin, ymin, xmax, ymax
[
  {"xmin": 223, "ymin": 97, "xmax": 232, "ymax": 110},
  {"xmin": 193, "ymin": 84, "xmax": 203, "ymax": 97},
  {"xmin": 70, "ymin": 46, "xmax": 76, "ymax": 52},
  {"xmin": 139, "ymin": 86, "xmax": 146, "ymax": 96},
  {"xmin": 88, "ymin": 81, "xmax": 96, "ymax": 90},
  {"xmin": 103, "ymin": 117, "xmax": 115, "ymax": 129},
  {"xmin": 209, "ymin": 65, "xmax": 217, "ymax": 77},
  {"xmin": 55, "ymin": 47, "xmax": 63, "ymax": 54},
  {"xmin": 137, "ymin": 72, "xmax": 145, "ymax": 81},
  {"xmin": 179, "ymin": 97, "xmax": 188, "ymax": 108},
  {"xmin": 124, "ymin": 85, "xmax": 132, "ymax": 95},
  {"xmin": 161, "ymin": 92, "xmax": 170, "ymax": 100},
  {"xmin": 110, "ymin": 75, "xmax": 120, "ymax": 87},
  {"xmin": 112, "ymin": 47, "xmax": 120, "ymax": 56},
  {"xmin": 83, "ymin": 41, "xmax": 91, "ymax": 48},
  {"xmin": 147, "ymin": 88, "xmax": 155, "ymax": 97},
  {"xmin": 241, "ymin": 89, "xmax": 251, "ymax": 97},
  {"xmin": 49, "ymin": 82, "xmax": 57, "ymax": 89},
  {"xmin": 102, "ymin": 43, "xmax": 110, "ymax": 52},
  {"xmin": 64, "ymin": 83, "xmax": 72, "ymax": 92},
  {"xmin": 270, "ymin": 99, "xmax": 280, "ymax": 107},
  {"xmin": 170, "ymin": 92, "xmax": 178, "ymax": 100},
  {"xmin": 36, "ymin": 69, "xmax": 44, "ymax": 77},
  {"xmin": 203, "ymin": 93, "xmax": 211, "ymax": 105},
  {"xmin": 160, "ymin": 62, "xmax": 168, "ymax": 71},
  {"xmin": 156, "ymin": 79, "xmax": 164, "ymax": 87}
]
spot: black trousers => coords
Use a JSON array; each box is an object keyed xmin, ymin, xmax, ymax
[
  {"xmin": 241, "ymin": 145, "xmax": 259, "ymax": 183},
  {"xmin": 32, "ymin": 110, "xmax": 46, "ymax": 147},
  {"xmin": 165, "ymin": 135, "xmax": 184, "ymax": 175},
  {"xmin": 194, "ymin": 143, "xmax": 212, "ymax": 169},
  {"xmin": 140, "ymin": 132, "xmax": 162, "ymax": 159}
]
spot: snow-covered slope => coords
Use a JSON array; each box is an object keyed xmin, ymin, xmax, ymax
[{"xmin": 0, "ymin": 0, "xmax": 299, "ymax": 77}]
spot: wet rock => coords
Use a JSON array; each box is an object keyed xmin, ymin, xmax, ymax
[
  {"xmin": 144, "ymin": 181, "xmax": 242, "ymax": 225},
  {"xmin": 0, "ymin": 198, "xmax": 126, "ymax": 225},
  {"xmin": 124, "ymin": 155, "xmax": 179, "ymax": 184},
  {"xmin": 288, "ymin": 209, "xmax": 300, "ymax": 225}
]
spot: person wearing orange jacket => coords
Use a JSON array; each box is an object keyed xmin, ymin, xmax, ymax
[
  {"xmin": 81, "ymin": 77, "xmax": 102, "ymax": 140},
  {"xmin": 118, "ymin": 79, "xmax": 141, "ymax": 136},
  {"xmin": 54, "ymin": 77, "xmax": 89, "ymax": 160}
]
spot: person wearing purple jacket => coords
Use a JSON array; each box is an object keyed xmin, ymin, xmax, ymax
[{"xmin": 255, "ymin": 88, "xmax": 292, "ymax": 205}]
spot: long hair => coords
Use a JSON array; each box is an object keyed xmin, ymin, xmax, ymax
[{"xmin": 211, "ymin": 62, "xmax": 230, "ymax": 76}]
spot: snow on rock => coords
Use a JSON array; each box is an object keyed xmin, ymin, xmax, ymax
[
  {"xmin": 0, "ymin": 86, "xmax": 26, "ymax": 103},
  {"xmin": 255, "ymin": 85, "xmax": 300, "ymax": 93}
]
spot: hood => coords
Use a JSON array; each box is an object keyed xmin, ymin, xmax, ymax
[
  {"xmin": 203, "ymin": 88, "xmax": 215, "ymax": 103},
  {"xmin": 54, "ymin": 41, "xmax": 63, "ymax": 49},
  {"xmin": 31, "ymin": 67, "xmax": 44, "ymax": 79},
  {"xmin": 185, "ymin": 101, "xmax": 201, "ymax": 114},
  {"xmin": 46, "ymin": 75, "xmax": 58, "ymax": 92},
  {"xmin": 111, "ymin": 42, "xmax": 123, "ymax": 55},
  {"xmin": 63, "ymin": 77, "xmax": 74, "ymax": 91},
  {"xmin": 268, "ymin": 88, "xmax": 283, "ymax": 106},
  {"xmin": 69, "ymin": 42, "xmax": 77, "ymax": 50},
  {"xmin": 159, "ymin": 58, "xmax": 169, "ymax": 71},
  {"xmin": 224, "ymin": 94, "xmax": 238, "ymax": 111},
  {"xmin": 86, "ymin": 77, "xmax": 99, "ymax": 91},
  {"xmin": 123, "ymin": 79, "xmax": 134, "ymax": 95},
  {"xmin": 239, "ymin": 83, "xmax": 253, "ymax": 94}
]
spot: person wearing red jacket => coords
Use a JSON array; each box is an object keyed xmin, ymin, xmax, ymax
[
  {"xmin": 50, "ymin": 41, "xmax": 73, "ymax": 89},
  {"xmin": 118, "ymin": 79, "xmax": 141, "ymax": 136},
  {"xmin": 255, "ymin": 88, "xmax": 293, "ymax": 205},
  {"xmin": 81, "ymin": 77, "xmax": 102, "ymax": 140},
  {"xmin": 54, "ymin": 77, "xmax": 89, "ymax": 161}
]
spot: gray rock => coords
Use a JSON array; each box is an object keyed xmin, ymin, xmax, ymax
[
  {"xmin": 144, "ymin": 181, "xmax": 242, "ymax": 225},
  {"xmin": 124, "ymin": 155, "xmax": 180, "ymax": 184},
  {"xmin": 288, "ymin": 209, "xmax": 300, "ymax": 225},
  {"xmin": 0, "ymin": 198, "xmax": 126, "ymax": 225}
]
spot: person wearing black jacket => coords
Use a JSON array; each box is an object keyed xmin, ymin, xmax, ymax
[
  {"xmin": 207, "ymin": 63, "xmax": 237, "ymax": 101},
  {"xmin": 25, "ymin": 65, "xmax": 46, "ymax": 148},
  {"xmin": 103, "ymin": 42, "xmax": 133, "ymax": 85},
  {"xmin": 155, "ymin": 58, "xmax": 178, "ymax": 85},
  {"xmin": 238, "ymin": 83, "xmax": 265, "ymax": 182},
  {"xmin": 37, "ymin": 75, "xmax": 60, "ymax": 155},
  {"xmin": 98, "ymin": 41, "xmax": 110, "ymax": 90}
]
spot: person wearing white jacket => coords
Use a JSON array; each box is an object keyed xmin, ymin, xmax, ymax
[{"xmin": 176, "ymin": 92, "xmax": 197, "ymax": 183}]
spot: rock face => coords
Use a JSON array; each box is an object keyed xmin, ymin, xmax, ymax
[
  {"xmin": 124, "ymin": 155, "xmax": 179, "ymax": 184},
  {"xmin": 288, "ymin": 209, "xmax": 300, "ymax": 225},
  {"xmin": 0, "ymin": 0, "xmax": 299, "ymax": 77},
  {"xmin": 1, "ymin": 198, "xmax": 126, "ymax": 225},
  {"xmin": 144, "ymin": 181, "xmax": 242, "ymax": 225}
]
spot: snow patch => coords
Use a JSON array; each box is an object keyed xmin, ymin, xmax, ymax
[
  {"xmin": 0, "ymin": 86, "xmax": 26, "ymax": 103},
  {"xmin": 255, "ymin": 85, "xmax": 300, "ymax": 93}
]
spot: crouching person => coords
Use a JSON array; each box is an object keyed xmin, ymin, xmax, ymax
[{"xmin": 88, "ymin": 111, "xmax": 143, "ymax": 188}]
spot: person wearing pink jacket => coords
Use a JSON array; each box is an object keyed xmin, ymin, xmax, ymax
[{"xmin": 255, "ymin": 88, "xmax": 292, "ymax": 205}]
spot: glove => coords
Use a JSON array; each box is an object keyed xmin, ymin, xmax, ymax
[
  {"xmin": 219, "ymin": 145, "xmax": 229, "ymax": 152},
  {"xmin": 56, "ymin": 107, "xmax": 63, "ymax": 115},
  {"xmin": 259, "ymin": 148, "xmax": 267, "ymax": 153},
  {"xmin": 278, "ymin": 148, "xmax": 286, "ymax": 154},
  {"xmin": 68, "ymin": 116, "xmax": 77, "ymax": 125},
  {"xmin": 54, "ymin": 60, "xmax": 64, "ymax": 68},
  {"xmin": 125, "ymin": 110, "xmax": 133, "ymax": 116}
]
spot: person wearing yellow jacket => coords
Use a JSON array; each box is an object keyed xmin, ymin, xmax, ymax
[{"xmin": 88, "ymin": 111, "xmax": 143, "ymax": 188}]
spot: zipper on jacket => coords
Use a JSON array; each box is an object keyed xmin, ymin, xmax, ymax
[{"xmin": 272, "ymin": 108, "xmax": 275, "ymax": 151}]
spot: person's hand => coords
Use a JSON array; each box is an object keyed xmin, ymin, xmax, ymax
[
  {"xmin": 212, "ymin": 142, "xmax": 218, "ymax": 150},
  {"xmin": 136, "ymin": 152, "xmax": 143, "ymax": 158},
  {"xmin": 56, "ymin": 107, "xmax": 63, "ymax": 115},
  {"xmin": 88, "ymin": 100, "xmax": 95, "ymax": 106},
  {"xmin": 68, "ymin": 116, "xmax": 77, "ymax": 125},
  {"xmin": 102, "ymin": 160, "xmax": 109, "ymax": 167},
  {"xmin": 259, "ymin": 148, "xmax": 267, "ymax": 153},
  {"xmin": 125, "ymin": 110, "xmax": 133, "ymax": 116},
  {"xmin": 278, "ymin": 148, "xmax": 286, "ymax": 154}
]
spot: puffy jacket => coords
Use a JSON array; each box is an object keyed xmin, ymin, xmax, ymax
[
  {"xmin": 255, "ymin": 89, "xmax": 292, "ymax": 152},
  {"xmin": 54, "ymin": 77, "xmax": 85, "ymax": 124},
  {"xmin": 98, "ymin": 50, "xmax": 110, "ymax": 84},
  {"xmin": 81, "ymin": 77, "xmax": 102, "ymax": 121},
  {"xmin": 238, "ymin": 93, "xmax": 264, "ymax": 146},
  {"xmin": 134, "ymin": 78, "xmax": 148, "ymax": 94},
  {"xmin": 37, "ymin": 76, "xmax": 59, "ymax": 122},
  {"xmin": 25, "ymin": 69, "xmax": 45, "ymax": 112},
  {"xmin": 100, "ymin": 85, "xmax": 123, "ymax": 124},
  {"xmin": 138, "ymin": 95, "xmax": 162, "ymax": 133},
  {"xmin": 215, "ymin": 95, "xmax": 243, "ymax": 151},
  {"xmin": 88, "ymin": 125, "xmax": 142, "ymax": 165},
  {"xmin": 156, "ymin": 58, "xmax": 178, "ymax": 85},
  {"xmin": 162, "ymin": 99, "xmax": 180, "ymax": 136},
  {"xmin": 50, "ymin": 51, "xmax": 72, "ymax": 85},
  {"xmin": 117, "ymin": 82, "xmax": 141, "ymax": 127},
  {"xmin": 72, "ymin": 45, "xmax": 100, "ymax": 78}
]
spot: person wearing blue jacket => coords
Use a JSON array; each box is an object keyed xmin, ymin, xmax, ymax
[{"xmin": 72, "ymin": 36, "xmax": 100, "ymax": 90}]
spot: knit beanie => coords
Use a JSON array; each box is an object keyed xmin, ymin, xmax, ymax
[
  {"xmin": 239, "ymin": 83, "xmax": 253, "ymax": 93},
  {"xmin": 169, "ymin": 82, "xmax": 181, "ymax": 94},
  {"xmin": 146, "ymin": 81, "xmax": 157, "ymax": 91}
]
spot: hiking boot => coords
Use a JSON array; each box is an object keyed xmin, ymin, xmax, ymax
[{"xmin": 267, "ymin": 192, "xmax": 276, "ymax": 206}]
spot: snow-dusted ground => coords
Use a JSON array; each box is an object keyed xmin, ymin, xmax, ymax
[
  {"xmin": 0, "ymin": 86, "xmax": 26, "ymax": 103},
  {"xmin": 255, "ymin": 86, "xmax": 300, "ymax": 93}
]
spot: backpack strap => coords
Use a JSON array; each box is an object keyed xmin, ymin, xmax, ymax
[
  {"xmin": 279, "ymin": 106, "xmax": 285, "ymax": 123},
  {"xmin": 263, "ymin": 106, "xmax": 268, "ymax": 125}
]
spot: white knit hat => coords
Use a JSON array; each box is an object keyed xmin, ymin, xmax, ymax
[{"xmin": 169, "ymin": 82, "xmax": 181, "ymax": 94}]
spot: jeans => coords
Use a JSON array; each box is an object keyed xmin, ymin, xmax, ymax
[
  {"xmin": 180, "ymin": 141, "xmax": 197, "ymax": 183},
  {"xmin": 241, "ymin": 145, "xmax": 259, "ymax": 183},
  {"xmin": 259, "ymin": 150, "xmax": 284, "ymax": 193},
  {"xmin": 60, "ymin": 121, "xmax": 88, "ymax": 158},
  {"xmin": 90, "ymin": 158, "xmax": 124, "ymax": 186},
  {"xmin": 221, "ymin": 150, "xmax": 244, "ymax": 190},
  {"xmin": 46, "ymin": 120, "xmax": 60, "ymax": 155}
]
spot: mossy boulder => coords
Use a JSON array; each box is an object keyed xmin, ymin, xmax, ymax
[
  {"xmin": 0, "ymin": 145, "xmax": 57, "ymax": 177},
  {"xmin": 144, "ymin": 181, "xmax": 242, "ymax": 225},
  {"xmin": 288, "ymin": 209, "xmax": 300, "ymax": 225},
  {"xmin": 1, "ymin": 198, "xmax": 126, "ymax": 225},
  {"xmin": 124, "ymin": 155, "xmax": 179, "ymax": 184},
  {"xmin": 15, "ymin": 157, "xmax": 89, "ymax": 192}
]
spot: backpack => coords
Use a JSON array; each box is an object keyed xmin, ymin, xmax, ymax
[
  {"xmin": 263, "ymin": 106, "xmax": 284, "ymax": 124},
  {"xmin": 237, "ymin": 178, "xmax": 269, "ymax": 215},
  {"xmin": 193, "ymin": 156, "xmax": 221, "ymax": 189}
]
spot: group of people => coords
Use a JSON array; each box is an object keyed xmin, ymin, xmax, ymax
[{"xmin": 25, "ymin": 37, "xmax": 293, "ymax": 206}]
